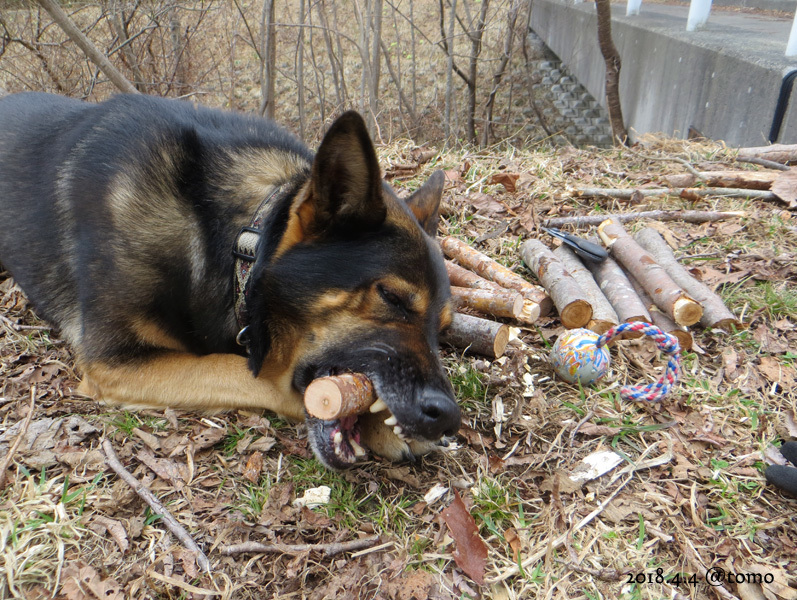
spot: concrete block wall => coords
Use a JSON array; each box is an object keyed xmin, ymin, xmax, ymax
[{"xmin": 530, "ymin": 0, "xmax": 793, "ymax": 147}]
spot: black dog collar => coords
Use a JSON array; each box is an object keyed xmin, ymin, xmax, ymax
[{"xmin": 232, "ymin": 184, "xmax": 285, "ymax": 347}]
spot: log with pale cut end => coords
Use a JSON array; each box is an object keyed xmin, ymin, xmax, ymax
[
  {"xmin": 552, "ymin": 244, "xmax": 619, "ymax": 334},
  {"xmin": 584, "ymin": 240, "xmax": 650, "ymax": 327},
  {"xmin": 451, "ymin": 286, "xmax": 524, "ymax": 321},
  {"xmin": 440, "ymin": 236, "xmax": 552, "ymax": 317},
  {"xmin": 634, "ymin": 228, "xmax": 741, "ymax": 331},
  {"xmin": 520, "ymin": 239, "xmax": 592, "ymax": 329},
  {"xmin": 441, "ymin": 313, "xmax": 509, "ymax": 358},
  {"xmin": 598, "ymin": 219, "xmax": 703, "ymax": 327},
  {"xmin": 446, "ymin": 261, "xmax": 540, "ymax": 323},
  {"xmin": 304, "ymin": 373, "xmax": 375, "ymax": 420},
  {"xmin": 628, "ymin": 273, "xmax": 693, "ymax": 351}
]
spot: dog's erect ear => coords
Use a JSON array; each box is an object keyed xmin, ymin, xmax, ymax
[
  {"xmin": 304, "ymin": 111, "xmax": 386, "ymax": 238},
  {"xmin": 406, "ymin": 170, "xmax": 444, "ymax": 236}
]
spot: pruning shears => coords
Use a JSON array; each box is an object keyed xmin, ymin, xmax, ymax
[{"xmin": 542, "ymin": 227, "xmax": 608, "ymax": 263}]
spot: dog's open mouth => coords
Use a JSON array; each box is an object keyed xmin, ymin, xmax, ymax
[{"xmin": 306, "ymin": 397, "xmax": 410, "ymax": 469}]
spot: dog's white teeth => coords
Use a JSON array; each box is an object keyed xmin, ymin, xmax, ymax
[
  {"xmin": 350, "ymin": 438, "xmax": 367, "ymax": 458},
  {"xmin": 369, "ymin": 398, "xmax": 388, "ymax": 413},
  {"xmin": 393, "ymin": 425, "xmax": 408, "ymax": 441},
  {"xmin": 384, "ymin": 415, "xmax": 398, "ymax": 427},
  {"xmin": 333, "ymin": 431, "xmax": 343, "ymax": 446}
]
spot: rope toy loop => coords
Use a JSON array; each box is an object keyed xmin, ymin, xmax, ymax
[{"xmin": 596, "ymin": 322, "xmax": 682, "ymax": 403}]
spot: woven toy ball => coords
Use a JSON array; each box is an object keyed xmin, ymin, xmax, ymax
[
  {"xmin": 550, "ymin": 328, "xmax": 610, "ymax": 386},
  {"xmin": 550, "ymin": 322, "xmax": 682, "ymax": 403}
]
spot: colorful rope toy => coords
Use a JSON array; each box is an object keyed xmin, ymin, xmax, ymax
[{"xmin": 550, "ymin": 322, "xmax": 682, "ymax": 403}]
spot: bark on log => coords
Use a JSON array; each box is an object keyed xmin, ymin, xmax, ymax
[
  {"xmin": 440, "ymin": 236, "xmax": 552, "ymax": 317},
  {"xmin": 446, "ymin": 260, "xmax": 504, "ymax": 291},
  {"xmin": 304, "ymin": 374, "xmax": 376, "ymax": 420},
  {"xmin": 36, "ymin": 0, "xmax": 139, "ymax": 94},
  {"xmin": 663, "ymin": 170, "xmax": 778, "ymax": 190},
  {"xmin": 543, "ymin": 210, "xmax": 746, "ymax": 229},
  {"xmin": 451, "ymin": 286, "xmax": 524, "ymax": 321},
  {"xmin": 552, "ymin": 244, "xmax": 619, "ymax": 334},
  {"xmin": 441, "ymin": 313, "xmax": 510, "ymax": 358},
  {"xmin": 446, "ymin": 261, "xmax": 540, "ymax": 324},
  {"xmin": 520, "ymin": 239, "xmax": 592, "ymax": 329},
  {"xmin": 633, "ymin": 228, "xmax": 741, "ymax": 331},
  {"xmin": 628, "ymin": 273, "xmax": 693, "ymax": 351},
  {"xmin": 576, "ymin": 187, "xmax": 776, "ymax": 201},
  {"xmin": 584, "ymin": 242, "xmax": 650, "ymax": 327},
  {"xmin": 598, "ymin": 219, "xmax": 702, "ymax": 326},
  {"xmin": 738, "ymin": 144, "xmax": 797, "ymax": 165}
]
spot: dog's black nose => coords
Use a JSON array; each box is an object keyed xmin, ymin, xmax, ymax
[{"xmin": 417, "ymin": 390, "xmax": 461, "ymax": 439}]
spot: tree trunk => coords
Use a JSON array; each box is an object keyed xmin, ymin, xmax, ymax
[
  {"xmin": 36, "ymin": 0, "xmax": 138, "ymax": 94},
  {"xmin": 258, "ymin": 0, "xmax": 276, "ymax": 118},
  {"xmin": 594, "ymin": 0, "xmax": 627, "ymax": 144}
]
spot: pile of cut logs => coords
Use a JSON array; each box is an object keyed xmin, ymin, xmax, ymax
[{"xmin": 440, "ymin": 220, "xmax": 740, "ymax": 358}]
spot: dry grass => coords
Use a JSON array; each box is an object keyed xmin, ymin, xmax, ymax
[{"xmin": 0, "ymin": 135, "xmax": 796, "ymax": 599}]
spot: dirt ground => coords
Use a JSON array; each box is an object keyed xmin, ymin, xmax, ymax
[{"xmin": 1, "ymin": 134, "xmax": 796, "ymax": 600}]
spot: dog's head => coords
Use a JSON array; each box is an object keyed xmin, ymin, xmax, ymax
[{"xmin": 248, "ymin": 112, "xmax": 460, "ymax": 469}]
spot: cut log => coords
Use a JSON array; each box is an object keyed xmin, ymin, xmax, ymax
[
  {"xmin": 520, "ymin": 239, "xmax": 592, "ymax": 329},
  {"xmin": 445, "ymin": 261, "xmax": 540, "ymax": 324},
  {"xmin": 738, "ymin": 143, "xmax": 797, "ymax": 165},
  {"xmin": 451, "ymin": 286, "xmax": 524, "ymax": 321},
  {"xmin": 598, "ymin": 219, "xmax": 703, "ymax": 327},
  {"xmin": 440, "ymin": 236, "xmax": 552, "ymax": 317},
  {"xmin": 542, "ymin": 210, "xmax": 745, "ymax": 229},
  {"xmin": 627, "ymin": 274, "xmax": 693, "ymax": 351},
  {"xmin": 584, "ymin": 242, "xmax": 650, "ymax": 328},
  {"xmin": 633, "ymin": 228, "xmax": 741, "ymax": 331},
  {"xmin": 304, "ymin": 374, "xmax": 376, "ymax": 420},
  {"xmin": 446, "ymin": 260, "xmax": 503, "ymax": 291},
  {"xmin": 441, "ymin": 313, "xmax": 510, "ymax": 358},
  {"xmin": 663, "ymin": 170, "xmax": 777, "ymax": 190},
  {"xmin": 552, "ymin": 244, "xmax": 619, "ymax": 334}
]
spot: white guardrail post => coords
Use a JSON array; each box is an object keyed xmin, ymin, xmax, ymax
[
  {"xmin": 626, "ymin": 0, "xmax": 642, "ymax": 16},
  {"xmin": 787, "ymin": 10, "xmax": 797, "ymax": 56},
  {"xmin": 686, "ymin": 0, "xmax": 713, "ymax": 31}
]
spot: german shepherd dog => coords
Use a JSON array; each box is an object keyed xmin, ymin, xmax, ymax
[{"xmin": 0, "ymin": 93, "xmax": 460, "ymax": 470}]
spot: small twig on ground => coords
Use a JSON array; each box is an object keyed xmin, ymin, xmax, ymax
[
  {"xmin": 677, "ymin": 535, "xmax": 741, "ymax": 600},
  {"xmin": 543, "ymin": 210, "xmax": 746, "ymax": 229},
  {"xmin": 102, "ymin": 438, "xmax": 211, "ymax": 573},
  {"xmin": 630, "ymin": 150, "xmax": 704, "ymax": 178},
  {"xmin": 577, "ymin": 187, "xmax": 776, "ymax": 201},
  {"xmin": 220, "ymin": 535, "xmax": 382, "ymax": 557},
  {"xmin": 568, "ymin": 408, "xmax": 596, "ymax": 447},
  {"xmin": 0, "ymin": 386, "xmax": 37, "ymax": 490},
  {"xmin": 734, "ymin": 156, "xmax": 790, "ymax": 171},
  {"xmin": 0, "ymin": 314, "xmax": 50, "ymax": 332},
  {"xmin": 553, "ymin": 558, "xmax": 627, "ymax": 582}
]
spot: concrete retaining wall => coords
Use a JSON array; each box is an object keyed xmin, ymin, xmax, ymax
[{"xmin": 530, "ymin": 0, "xmax": 794, "ymax": 146}]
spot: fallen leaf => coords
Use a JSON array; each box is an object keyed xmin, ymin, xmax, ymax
[
  {"xmin": 504, "ymin": 527, "xmax": 521, "ymax": 562},
  {"xmin": 191, "ymin": 427, "xmax": 226, "ymax": 450},
  {"xmin": 759, "ymin": 356, "xmax": 796, "ymax": 392},
  {"xmin": 90, "ymin": 516, "xmax": 129, "ymax": 554},
  {"xmin": 441, "ymin": 489, "xmax": 488, "ymax": 585},
  {"xmin": 771, "ymin": 167, "xmax": 797, "ymax": 209},
  {"xmin": 61, "ymin": 562, "xmax": 125, "ymax": 600},
  {"xmin": 243, "ymin": 451, "xmax": 263, "ymax": 483},
  {"xmin": 137, "ymin": 450, "xmax": 189, "ymax": 488},
  {"xmin": 488, "ymin": 172, "xmax": 520, "ymax": 193},
  {"xmin": 132, "ymin": 427, "xmax": 161, "ymax": 451}
]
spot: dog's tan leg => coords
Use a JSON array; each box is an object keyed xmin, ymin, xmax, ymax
[{"xmin": 78, "ymin": 353, "xmax": 304, "ymax": 420}]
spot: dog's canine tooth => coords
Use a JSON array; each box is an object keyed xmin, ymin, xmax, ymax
[
  {"xmin": 333, "ymin": 430, "xmax": 343, "ymax": 445},
  {"xmin": 369, "ymin": 398, "xmax": 388, "ymax": 413},
  {"xmin": 384, "ymin": 415, "xmax": 398, "ymax": 427},
  {"xmin": 350, "ymin": 438, "xmax": 367, "ymax": 457}
]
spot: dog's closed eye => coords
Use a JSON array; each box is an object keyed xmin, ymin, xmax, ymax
[{"xmin": 377, "ymin": 284, "xmax": 411, "ymax": 315}]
